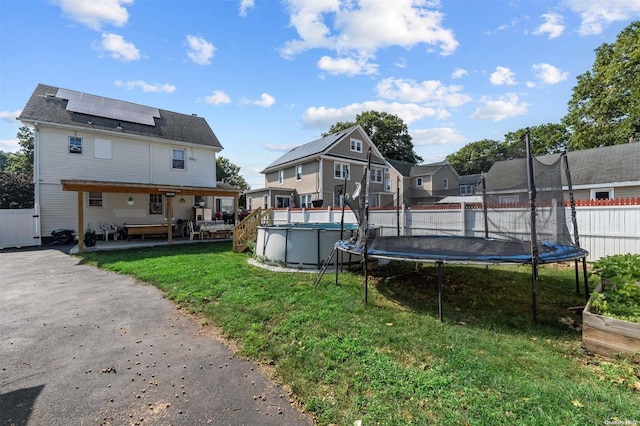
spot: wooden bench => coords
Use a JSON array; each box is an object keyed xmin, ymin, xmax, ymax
[
  {"xmin": 200, "ymin": 224, "xmax": 234, "ymax": 239},
  {"xmin": 123, "ymin": 224, "xmax": 171, "ymax": 240}
]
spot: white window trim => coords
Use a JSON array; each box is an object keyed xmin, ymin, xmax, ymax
[
  {"xmin": 590, "ymin": 188, "xmax": 614, "ymax": 200},
  {"xmin": 350, "ymin": 138, "xmax": 362, "ymax": 153},
  {"xmin": 296, "ymin": 165, "xmax": 302, "ymax": 181},
  {"xmin": 371, "ymin": 168, "xmax": 383, "ymax": 183},
  {"xmin": 443, "ymin": 178, "xmax": 449, "ymax": 190},
  {"xmin": 149, "ymin": 194, "xmax": 163, "ymax": 215},
  {"xmin": 334, "ymin": 162, "xmax": 350, "ymax": 180},
  {"xmin": 385, "ymin": 179, "xmax": 392, "ymax": 191},
  {"xmin": 416, "ymin": 177, "xmax": 423, "ymax": 187},
  {"xmin": 172, "ymin": 148, "xmax": 186, "ymax": 170},
  {"xmin": 69, "ymin": 136, "xmax": 83, "ymax": 155},
  {"xmin": 263, "ymin": 195, "xmax": 269, "ymax": 209},
  {"xmin": 87, "ymin": 191, "xmax": 103, "ymax": 208},
  {"xmin": 300, "ymin": 194, "xmax": 312, "ymax": 208},
  {"xmin": 278, "ymin": 170, "xmax": 284, "ymax": 185}
]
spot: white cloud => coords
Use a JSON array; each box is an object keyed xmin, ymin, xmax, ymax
[
  {"xmin": 114, "ymin": 80, "xmax": 176, "ymax": 93},
  {"xmin": 411, "ymin": 128, "xmax": 467, "ymax": 146},
  {"xmin": 394, "ymin": 57, "xmax": 408, "ymax": 69},
  {"xmin": 55, "ymin": 0, "xmax": 132, "ymax": 30},
  {"xmin": 451, "ymin": 68, "xmax": 468, "ymax": 79},
  {"xmin": 566, "ymin": 0, "xmax": 640, "ymax": 35},
  {"xmin": 204, "ymin": 90, "xmax": 232, "ymax": 105},
  {"xmin": 302, "ymin": 100, "xmax": 446, "ymax": 129},
  {"xmin": 186, "ymin": 35, "xmax": 216, "ymax": 65},
  {"xmin": 239, "ymin": 0, "xmax": 255, "ymax": 17},
  {"xmin": 246, "ymin": 93, "xmax": 276, "ymax": 108},
  {"xmin": 376, "ymin": 77, "xmax": 472, "ymax": 108},
  {"xmin": 0, "ymin": 109, "xmax": 21, "ymax": 123},
  {"xmin": 281, "ymin": 0, "xmax": 458, "ymax": 73},
  {"xmin": 98, "ymin": 33, "xmax": 140, "ymax": 61},
  {"xmin": 264, "ymin": 144, "xmax": 299, "ymax": 152},
  {"xmin": 532, "ymin": 63, "xmax": 568, "ymax": 85},
  {"xmin": 471, "ymin": 93, "xmax": 528, "ymax": 121},
  {"xmin": 0, "ymin": 138, "xmax": 20, "ymax": 153},
  {"xmin": 533, "ymin": 13, "xmax": 565, "ymax": 39},
  {"xmin": 317, "ymin": 55, "xmax": 378, "ymax": 75},
  {"xmin": 489, "ymin": 66, "xmax": 517, "ymax": 86}
]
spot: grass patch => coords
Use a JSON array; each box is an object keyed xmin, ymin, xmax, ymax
[{"xmin": 79, "ymin": 244, "xmax": 640, "ymax": 425}]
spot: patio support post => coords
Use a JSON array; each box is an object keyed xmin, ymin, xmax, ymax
[
  {"xmin": 78, "ymin": 191, "xmax": 84, "ymax": 252},
  {"xmin": 166, "ymin": 195, "xmax": 174, "ymax": 245}
]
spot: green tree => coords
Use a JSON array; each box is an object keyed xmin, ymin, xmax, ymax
[
  {"xmin": 503, "ymin": 123, "xmax": 570, "ymax": 157},
  {"xmin": 323, "ymin": 111, "xmax": 423, "ymax": 164},
  {"xmin": 5, "ymin": 126, "xmax": 34, "ymax": 175},
  {"xmin": 0, "ymin": 171, "xmax": 34, "ymax": 208},
  {"xmin": 216, "ymin": 156, "xmax": 250, "ymax": 190},
  {"xmin": 563, "ymin": 21, "xmax": 640, "ymax": 149},
  {"xmin": 445, "ymin": 139, "xmax": 507, "ymax": 175},
  {"xmin": 0, "ymin": 151, "xmax": 7, "ymax": 171}
]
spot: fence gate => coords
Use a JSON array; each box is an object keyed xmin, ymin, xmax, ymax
[{"xmin": 0, "ymin": 209, "xmax": 40, "ymax": 249}]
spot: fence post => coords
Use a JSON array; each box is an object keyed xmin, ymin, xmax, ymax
[{"xmin": 460, "ymin": 202, "xmax": 467, "ymax": 236}]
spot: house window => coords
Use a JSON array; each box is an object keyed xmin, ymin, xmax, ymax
[
  {"xmin": 372, "ymin": 168, "xmax": 383, "ymax": 183},
  {"xmin": 416, "ymin": 177, "xmax": 423, "ymax": 187},
  {"xmin": 385, "ymin": 179, "xmax": 392, "ymax": 191},
  {"xmin": 591, "ymin": 188, "xmax": 613, "ymax": 200},
  {"xmin": 172, "ymin": 149, "xmax": 185, "ymax": 169},
  {"xmin": 263, "ymin": 195, "xmax": 268, "ymax": 209},
  {"xmin": 300, "ymin": 194, "xmax": 312, "ymax": 208},
  {"xmin": 350, "ymin": 138, "xmax": 362, "ymax": 153},
  {"xmin": 276, "ymin": 196, "xmax": 290, "ymax": 208},
  {"xmin": 149, "ymin": 194, "xmax": 163, "ymax": 215},
  {"xmin": 370, "ymin": 194, "xmax": 379, "ymax": 207},
  {"xmin": 296, "ymin": 165, "xmax": 302, "ymax": 181},
  {"xmin": 459, "ymin": 185, "xmax": 473, "ymax": 195},
  {"xmin": 443, "ymin": 178, "xmax": 449, "ymax": 190},
  {"xmin": 334, "ymin": 162, "xmax": 350, "ymax": 179},
  {"xmin": 88, "ymin": 191, "xmax": 103, "ymax": 207},
  {"xmin": 69, "ymin": 136, "xmax": 83, "ymax": 154},
  {"xmin": 499, "ymin": 195, "xmax": 519, "ymax": 204},
  {"xmin": 278, "ymin": 170, "xmax": 284, "ymax": 185}
]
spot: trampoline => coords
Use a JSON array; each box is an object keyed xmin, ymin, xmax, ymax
[{"xmin": 320, "ymin": 130, "xmax": 589, "ymax": 323}]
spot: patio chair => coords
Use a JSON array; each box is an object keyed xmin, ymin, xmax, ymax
[
  {"xmin": 188, "ymin": 221, "xmax": 202, "ymax": 240},
  {"xmin": 100, "ymin": 222, "xmax": 118, "ymax": 241}
]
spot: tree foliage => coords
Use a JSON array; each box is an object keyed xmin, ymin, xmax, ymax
[
  {"xmin": 563, "ymin": 21, "xmax": 640, "ymax": 149},
  {"xmin": 324, "ymin": 111, "xmax": 423, "ymax": 164},
  {"xmin": 216, "ymin": 156, "xmax": 250, "ymax": 191},
  {"xmin": 0, "ymin": 171, "xmax": 34, "ymax": 208},
  {"xmin": 503, "ymin": 123, "xmax": 570, "ymax": 157},
  {"xmin": 445, "ymin": 139, "xmax": 506, "ymax": 175},
  {"xmin": 5, "ymin": 126, "xmax": 34, "ymax": 175}
]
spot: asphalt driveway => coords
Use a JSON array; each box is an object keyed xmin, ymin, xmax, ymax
[{"xmin": 0, "ymin": 247, "xmax": 314, "ymax": 425}]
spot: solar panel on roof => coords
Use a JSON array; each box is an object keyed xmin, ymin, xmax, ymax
[{"xmin": 56, "ymin": 88, "xmax": 160, "ymax": 126}]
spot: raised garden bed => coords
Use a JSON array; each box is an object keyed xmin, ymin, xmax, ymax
[{"xmin": 583, "ymin": 283, "xmax": 640, "ymax": 357}]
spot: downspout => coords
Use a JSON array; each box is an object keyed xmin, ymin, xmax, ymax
[
  {"xmin": 33, "ymin": 123, "xmax": 42, "ymax": 245},
  {"xmin": 318, "ymin": 158, "xmax": 323, "ymax": 201}
]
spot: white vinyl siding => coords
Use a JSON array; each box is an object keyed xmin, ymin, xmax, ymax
[{"xmin": 94, "ymin": 138, "xmax": 112, "ymax": 159}]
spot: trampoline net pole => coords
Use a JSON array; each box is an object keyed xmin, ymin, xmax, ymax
[{"xmin": 525, "ymin": 128, "xmax": 539, "ymax": 323}]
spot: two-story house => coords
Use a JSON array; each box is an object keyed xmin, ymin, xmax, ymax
[
  {"xmin": 245, "ymin": 125, "xmax": 395, "ymax": 210},
  {"xmin": 386, "ymin": 159, "xmax": 460, "ymax": 205},
  {"xmin": 18, "ymin": 84, "xmax": 240, "ymax": 248}
]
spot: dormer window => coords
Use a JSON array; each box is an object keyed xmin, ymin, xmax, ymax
[{"xmin": 350, "ymin": 138, "xmax": 362, "ymax": 153}]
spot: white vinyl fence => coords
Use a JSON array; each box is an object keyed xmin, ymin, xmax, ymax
[
  {"xmin": 0, "ymin": 208, "xmax": 40, "ymax": 249},
  {"xmin": 271, "ymin": 203, "xmax": 640, "ymax": 261}
]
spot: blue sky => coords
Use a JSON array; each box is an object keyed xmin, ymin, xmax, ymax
[{"xmin": 1, "ymin": 0, "xmax": 639, "ymax": 189}]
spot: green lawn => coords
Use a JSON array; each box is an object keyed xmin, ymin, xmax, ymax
[{"xmin": 78, "ymin": 243, "xmax": 640, "ymax": 425}]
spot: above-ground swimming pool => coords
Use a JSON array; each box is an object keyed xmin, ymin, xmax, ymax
[{"xmin": 255, "ymin": 223, "xmax": 361, "ymax": 269}]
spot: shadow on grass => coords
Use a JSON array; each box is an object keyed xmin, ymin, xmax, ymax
[{"xmin": 371, "ymin": 261, "xmax": 586, "ymax": 336}]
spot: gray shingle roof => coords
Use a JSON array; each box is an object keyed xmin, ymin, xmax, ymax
[
  {"xmin": 261, "ymin": 125, "xmax": 358, "ymax": 172},
  {"xmin": 388, "ymin": 159, "xmax": 452, "ymax": 177},
  {"xmin": 485, "ymin": 143, "xmax": 640, "ymax": 190},
  {"xmin": 18, "ymin": 84, "xmax": 222, "ymax": 148}
]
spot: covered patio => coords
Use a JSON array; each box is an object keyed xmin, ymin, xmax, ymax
[{"xmin": 62, "ymin": 179, "xmax": 241, "ymax": 253}]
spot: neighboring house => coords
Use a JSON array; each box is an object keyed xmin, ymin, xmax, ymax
[
  {"xmin": 387, "ymin": 159, "xmax": 460, "ymax": 205},
  {"xmin": 458, "ymin": 173, "xmax": 482, "ymax": 196},
  {"xmin": 245, "ymin": 125, "xmax": 396, "ymax": 209},
  {"xmin": 484, "ymin": 142, "xmax": 640, "ymax": 203},
  {"xmin": 18, "ymin": 83, "xmax": 240, "ymax": 246}
]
